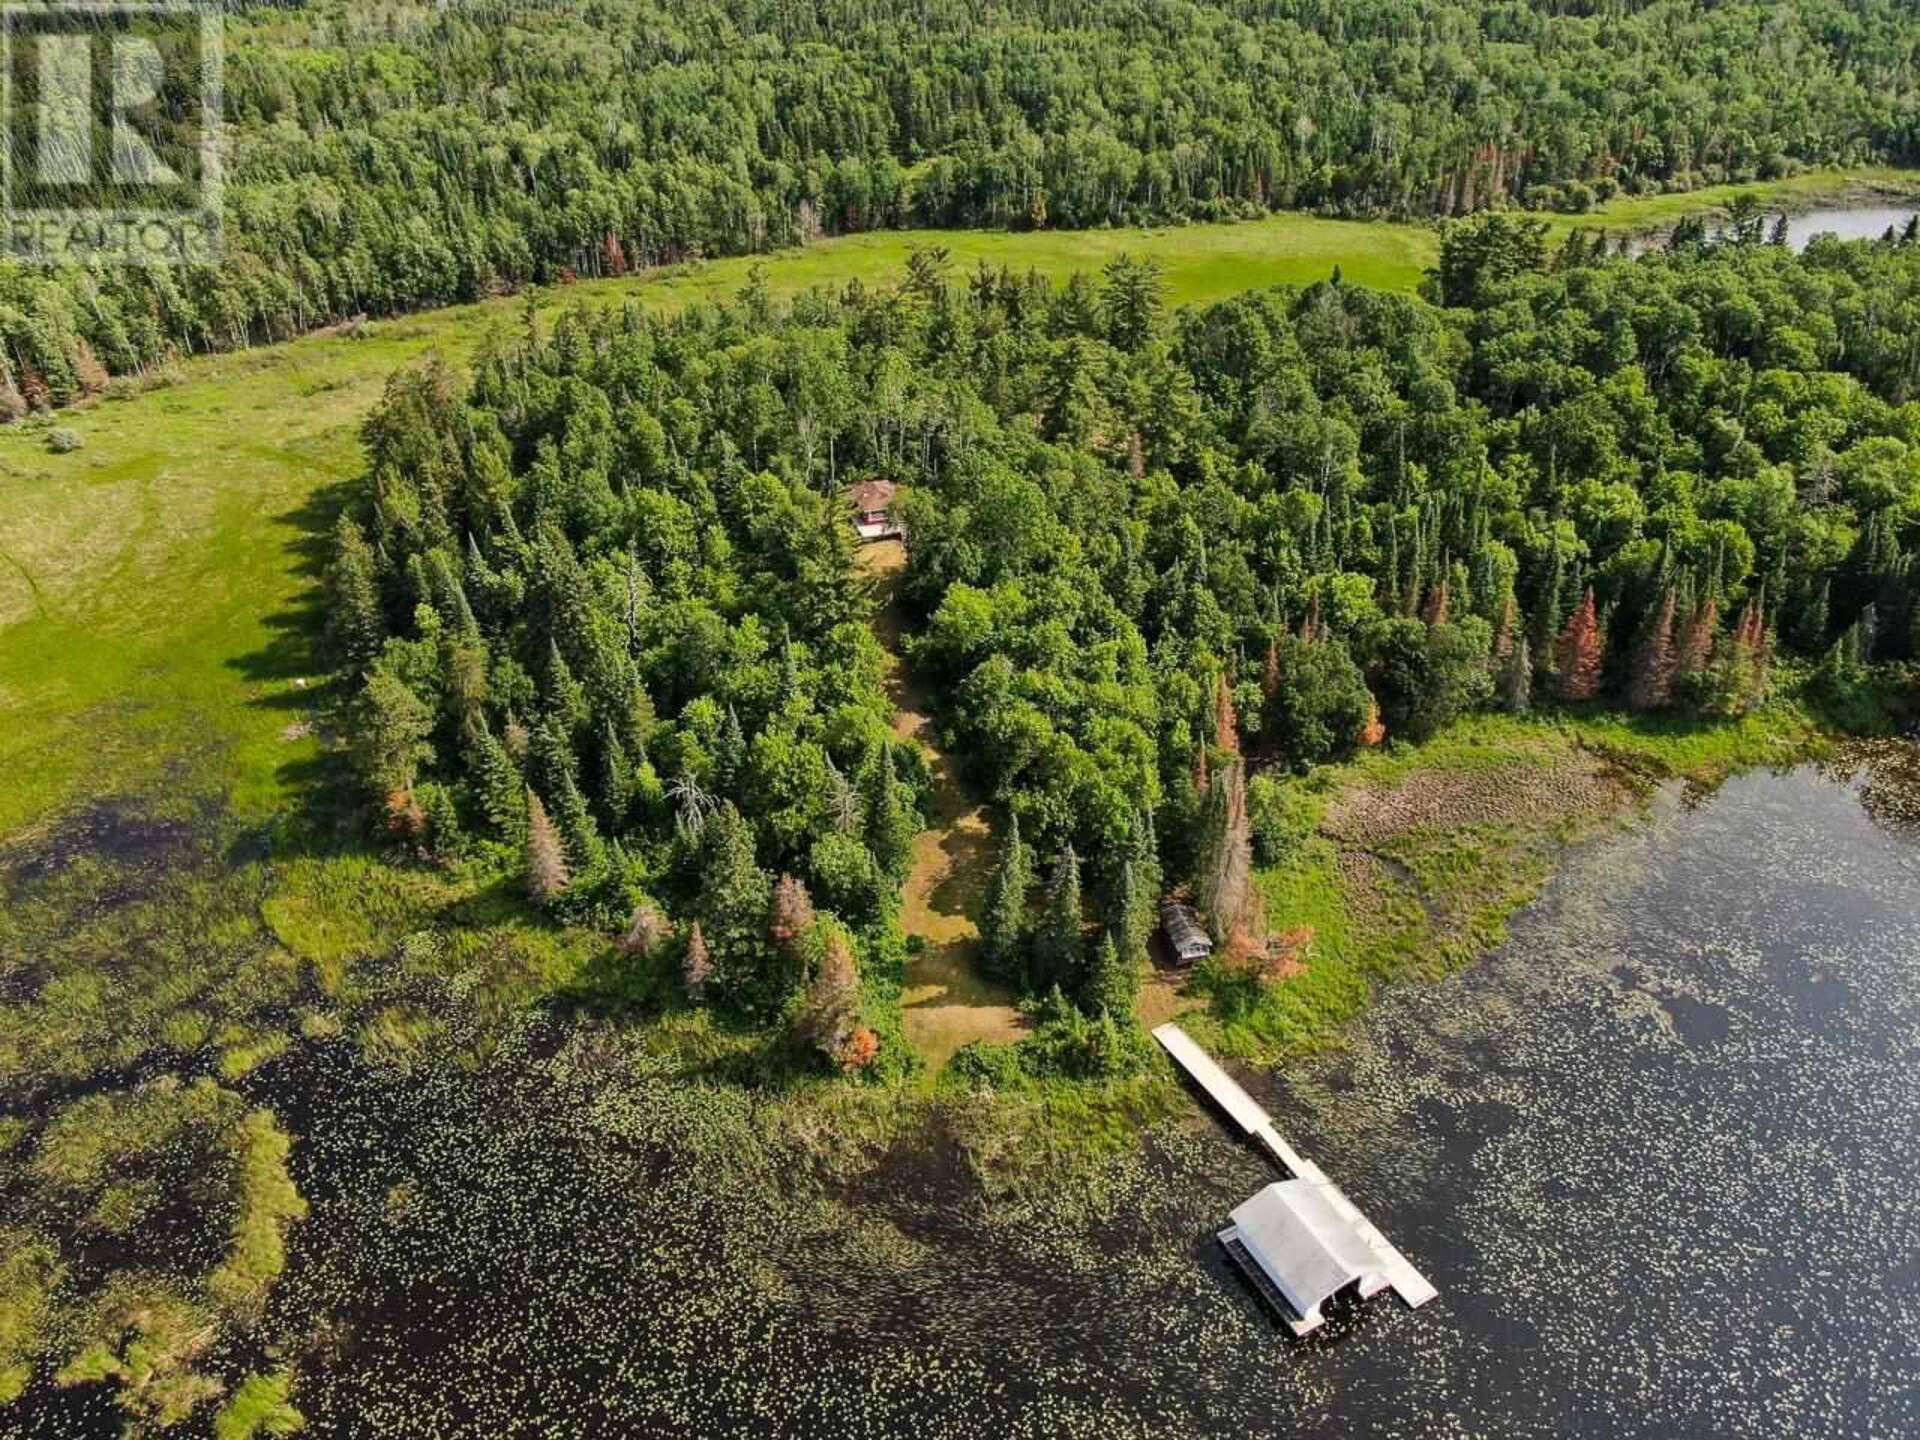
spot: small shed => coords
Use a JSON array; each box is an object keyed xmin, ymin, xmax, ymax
[
  {"xmin": 1219, "ymin": 1180, "xmax": 1380, "ymax": 1335},
  {"xmin": 847, "ymin": 479, "xmax": 900, "ymax": 540},
  {"xmin": 1160, "ymin": 901, "xmax": 1213, "ymax": 966}
]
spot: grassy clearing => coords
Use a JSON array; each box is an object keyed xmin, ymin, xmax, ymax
[
  {"xmin": 1187, "ymin": 706, "xmax": 1817, "ymax": 1063},
  {"xmin": 4, "ymin": 172, "xmax": 1912, "ymax": 838},
  {"xmin": 0, "ymin": 210, "xmax": 1440, "ymax": 840}
]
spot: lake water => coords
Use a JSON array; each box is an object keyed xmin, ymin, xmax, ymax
[
  {"xmin": 9, "ymin": 749, "xmax": 1918, "ymax": 1437},
  {"xmin": 1782, "ymin": 204, "xmax": 1920, "ymax": 247},
  {"xmin": 1620, "ymin": 199, "xmax": 1920, "ymax": 255}
]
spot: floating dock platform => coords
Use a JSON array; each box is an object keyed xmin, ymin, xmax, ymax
[{"xmin": 1154, "ymin": 1022, "xmax": 1436, "ymax": 1333}]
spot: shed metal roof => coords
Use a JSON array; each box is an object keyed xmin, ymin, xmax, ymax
[{"xmin": 1160, "ymin": 901, "xmax": 1213, "ymax": 958}]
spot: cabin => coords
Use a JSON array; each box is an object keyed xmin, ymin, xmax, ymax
[
  {"xmin": 1218, "ymin": 1180, "xmax": 1385, "ymax": 1336},
  {"xmin": 1160, "ymin": 901, "xmax": 1213, "ymax": 966},
  {"xmin": 847, "ymin": 479, "xmax": 901, "ymax": 540}
]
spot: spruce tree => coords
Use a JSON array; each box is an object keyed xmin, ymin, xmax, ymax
[
  {"xmin": 1196, "ymin": 757, "xmax": 1255, "ymax": 945},
  {"xmin": 682, "ymin": 921, "xmax": 712, "ymax": 1003},
  {"xmin": 595, "ymin": 720, "xmax": 632, "ymax": 829},
  {"xmin": 1085, "ymin": 930, "xmax": 1138, "ymax": 1020},
  {"xmin": 1035, "ymin": 845, "xmax": 1085, "ymax": 995},
  {"xmin": 697, "ymin": 804, "xmax": 779, "ymax": 1011},
  {"xmin": 542, "ymin": 638, "xmax": 588, "ymax": 736},
  {"xmin": 1499, "ymin": 635, "xmax": 1532, "ymax": 715},
  {"xmin": 325, "ymin": 514, "xmax": 386, "ymax": 670},
  {"xmin": 862, "ymin": 741, "xmax": 918, "ymax": 881},
  {"xmin": 468, "ymin": 724, "xmax": 528, "ymax": 841},
  {"xmin": 1673, "ymin": 598, "xmax": 1718, "ymax": 700},
  {"xmin": 524, "ymin": 787, "xmax": 570, "ymax": 903},
  {"xmin": 713, "ymin": 704, "xmax": 746, "ymax": 797},
  {"xmin": 619, "ymin": 898, "xmax": 671, "ymax": 958},
  {"xmin": 1795, "ymin": 579, "xmax": 1831, "ymax": 654},
  {"xmin": 1627, "ymin": 589, "xmax": 1677, "ymax": 710},
  {"xmin": 769, "ymin": 873, "xmax": 818, "ymax": 960},
  {"xmin": 797, "ymin": 927, "xmax": 861, "ymax": 1066},
  {"xmin": 981, "ymin": 813, "xmax": 1033, "ymax": 983},
  {"xmin": 1554, "ymin": 587, "xmax": 1605, "ymax": 702},
  {"xmin": 1107, "ymin": 856, "xmax": 1146, "ymax": 967}
]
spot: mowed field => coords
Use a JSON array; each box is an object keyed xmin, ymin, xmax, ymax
[{"xmin": 0, "ymin": 166, "xmax": 1905, "ymax": 840}]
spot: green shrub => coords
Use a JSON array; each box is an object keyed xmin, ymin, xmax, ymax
[{"xmin": 1247, "ymin": 773, "xmax": 1318, "ymax": 865}]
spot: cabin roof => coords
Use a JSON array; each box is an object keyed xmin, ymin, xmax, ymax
[
  {"xmin": 847, "ymin": 479, "xmax": 896, "ymax": 513},
  {"xmin": 1229, "ymin": 1181, "xmax": 1377, "ymax": 1318}
]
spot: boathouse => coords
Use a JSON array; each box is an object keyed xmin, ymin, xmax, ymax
[
  {"xmin": 1152, "ymin": 1023, "xmax": 1437, "ymax": 1337},
  {"xmin": 848, "ymin": 479, "xmax": 901, "ymax": 540},
  {"xmin": 1160, "ymin": 901, "xmax": 1213, "ymax": 965},
  {"xmin": 1220, "ymin": 1182, "xmax": 1380, "ymax": 1336}
]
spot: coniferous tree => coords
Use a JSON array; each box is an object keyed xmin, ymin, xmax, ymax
[
  {"xmin": 1673, "ymin": 598, "xmax": 1719, "ymax": 697},
  {"xmin": 1499, "ymin": 635, "xmax": 1532, "ymax": 715},
  {"xmin": 524, "ymin": 787, "xmax": 571, "ymax": 903},
  {"xmin": 468, "ymin": 724, "xmax": 528, "ymax": 841},
  {"xmin": 1213, "ymin": 672, "xmax": 1240, "ymax": 755},
  {"xmin": 862, "ymin": 742, "xmax": 918, "ymax": 881},
  {"xmin": 349, "ymin": 668, "xmax": 435, "ymax": 805},
  {"xmin": 981, "ymin": 813, "xmax": 1033, "ymax": 984},
  {"xmin": 325, "ymin": 515, "xmax": 386, "ymax": 669},
  {"xmin": 1554, "ymin": 588, "xmax": 1605, "ymax": 702},
  {"xmin": 619, "ymin": 898, "xmax": 671, "ymax": 959},
  {"xmin": 595, "ymin": 720, "xmax": 632, "ymax": 828},
  {"xmin": 1627, "ymin": 589, "xmax": 1678, "ymax": 710},
  {"xmin": 1795, "ymin": 579, "xmax": 1832, "ymax": 654},
  {"xmin": 682, "ymin": 921, "xmax": 712, "ymax": 1003},
  {"xmin": 713, "ymin": 704, "xmax": 747, "ymax": 797},
  {"xmin": 697, "ymin": 803, "xmax": 779, "ymax": 1011},
  {"xmin": 769, "ymin": 873, "xmax": 818, "ymax": 960},
  {"xmin": 1107, "ymin": 856, "xmax": 1147, "ymax": 968},
  {"xmin": 1035, "ymin": 845, "xmax": 1085, "ymax": 995},
  {"xmin": 797, "ymin": 926, "xmax": 862, "ymax": 1069},
  {"xmin": 1196, "ymin": 757, "xmax": 1255, "ymax": 946},
  {"xmin": 1084, "ymin": 930, "xmax": 1138, "ymax": 1019},
  {"xmin": 1491, "ymin": 592, "xmax": 1516, "ymax": 662}
]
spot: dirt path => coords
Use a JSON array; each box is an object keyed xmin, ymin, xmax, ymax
[{"xmin": 858, "ymin": 539, "xmax": 1025, "ymax": 1069}]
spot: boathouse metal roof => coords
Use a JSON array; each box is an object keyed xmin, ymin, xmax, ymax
[{"xmin": 1227, "ymin": 1181, "xmax": 1377, "ymax": 1324}]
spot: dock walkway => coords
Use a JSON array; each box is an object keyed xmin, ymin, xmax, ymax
[{"xmin": 1153, "ymin": 1023, "xmax": 1437, "ymax": 1313}]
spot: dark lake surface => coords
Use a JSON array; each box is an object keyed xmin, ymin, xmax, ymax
[{"xmin": 8, "ymin": 751, "xmax": 1918, "ymax": 1437}]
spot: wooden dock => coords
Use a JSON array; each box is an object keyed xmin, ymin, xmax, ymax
[{"xmin": 1153, "ymin": 1023, "xmax": 1438, "ymax": 1314}]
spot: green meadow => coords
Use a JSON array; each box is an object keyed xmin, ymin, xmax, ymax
[
  {"xmin": 5, "ymin": 170, "xmax": 1910, "ymax": 841},
  {"xmin": 0, "ymin": 213, "xmax": 1437, "ymax": 839}
]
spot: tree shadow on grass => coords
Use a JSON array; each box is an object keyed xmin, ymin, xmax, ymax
[{"xmin": 227, "ymin": 478, "xmax": 368, "ymax": 850}]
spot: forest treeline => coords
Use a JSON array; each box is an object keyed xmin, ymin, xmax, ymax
[
  {"xmin": 330, "ymin": 222, "xmax": 1920, "ymax": 1074},
  {"xmin": 4, "ymin": 0, "xmax": 1920, "ymax": 411}
]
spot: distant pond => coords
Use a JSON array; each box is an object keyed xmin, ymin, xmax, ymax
[{"xmin": 1779, "ymin": 203, "xmax": 1920, "ymax": 247}]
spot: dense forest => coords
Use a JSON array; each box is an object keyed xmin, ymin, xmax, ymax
[
  {"xmin": 4, "ymin": 0, "xmax": 1920, "ymax": 411},
  {"xmin": 331, "ymin": 220, "xmax": 1920, "ymax": 1074}
]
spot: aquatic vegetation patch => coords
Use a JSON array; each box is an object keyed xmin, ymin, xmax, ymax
[{"xmin": 3, "ymin": 1078, "xmax": 307, "ymax": 1430}]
